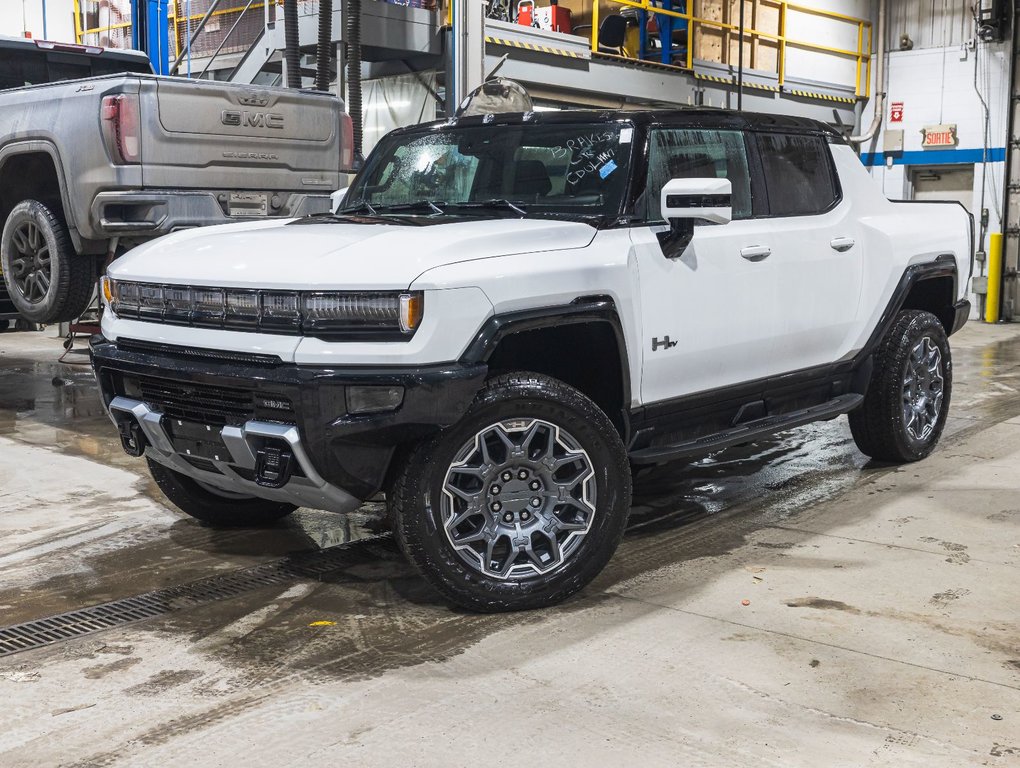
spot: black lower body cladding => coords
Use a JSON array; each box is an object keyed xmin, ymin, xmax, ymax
[{"xmin": 89, "ymin": 336, "xmax": 488, "ymax": 500}]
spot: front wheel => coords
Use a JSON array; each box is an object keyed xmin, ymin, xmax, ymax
[
  {"xmin": 147, "ymin": 458, "xmax": 297, "ymax": 527},
  {"xmin": 390, "ymin": 372, "xmax": 632, "ymax": 612},
  {"xmin": 849, "ymin": 310, "xmax": 952, "ymax": 463}
]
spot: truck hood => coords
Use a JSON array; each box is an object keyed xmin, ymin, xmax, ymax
[{"xmin": 108, "ymin": 217, "xmax": 597, "ymax": 290}]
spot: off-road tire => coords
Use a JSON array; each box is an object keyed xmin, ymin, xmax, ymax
[
  {"xmin": 390, "ymin": 372, "xmax": 632, "ymax": 612},
  {"xmin": 1, "ymin": 200, "xmax": 94, "ymax": 323},
  {"xmin": 849, "ymin": 309, "xmax": 952, "ymax": 463},
  {"xmin": 147, "ymin": 458, "xmax": 297, "ymax": 527}
]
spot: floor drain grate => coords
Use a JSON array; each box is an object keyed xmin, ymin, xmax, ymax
[{"xmin": 0, "ymin": 539, "xmax": 386, "ymax": 659}]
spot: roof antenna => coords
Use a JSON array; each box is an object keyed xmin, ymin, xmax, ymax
[
  {"xmin": 485, "ymin": 54, "xmax": 509, "ymax": 81},
  {"xmin": 832, "ymin": 108, "xmax": 851, "ymax": 140}
]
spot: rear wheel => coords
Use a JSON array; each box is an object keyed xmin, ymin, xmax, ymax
[
  {"xmin": 147, "ymin": 458, "xmax": 297, "ymax": 527},
  {"xmin": 1, "ymin": 200, "xmax": 94, "ymax": 323},
  {"xmin": 390, "ymin": 372, "xmax": 632, "ymax": 612},
  {"xmin": 849, "ymin": 310, "xmax": 952, "ymax": 463}
]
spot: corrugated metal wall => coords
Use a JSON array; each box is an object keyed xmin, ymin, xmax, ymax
[{"xmin": 884, "ymin": 0, "xmax": 975, "ymax": 50}]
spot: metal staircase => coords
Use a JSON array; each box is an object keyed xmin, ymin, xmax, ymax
[{"xmin": 224, "ymin": 1, "xmax": 443, "ymax": 84}]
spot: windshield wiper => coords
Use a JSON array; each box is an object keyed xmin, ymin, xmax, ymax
[
  {"xmin": 375, "ymin": 200, "xmax": 446, "ymax": 215},
  {"xmin": 338, "ymin": 200, "xmax": 379, "ymax": 216},
  {"xmin": 450, "ymin": 199, "xmax": 527, "ymax": 216}
]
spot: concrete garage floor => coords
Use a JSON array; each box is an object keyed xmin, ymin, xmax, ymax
[{"xmin": 0, "ymin": 324, "xmax": 1019, "ymax": 767}]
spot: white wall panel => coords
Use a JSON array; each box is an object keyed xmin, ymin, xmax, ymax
[
  {"xmin": 0, "ymin": 0, "xmax": 76, "ymax": 43},
  {"xmin": 858, "ymin": 36, "xmax": 1009, "ymax": 315}
]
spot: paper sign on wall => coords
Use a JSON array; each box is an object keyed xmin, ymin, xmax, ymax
[
  {"xmin": 889, "ymin": 102, "xmax": 904, "ymax": 122},
  {"xmin": 921, "ymin": 124, "xmax": 958, "ymax": 148}
]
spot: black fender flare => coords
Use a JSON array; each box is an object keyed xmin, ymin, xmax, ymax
[
  {"xmin": 847, "ymin": 255, "xmax": 962, "ymax": 396},
  {"xmin": 459, "ymin": 296, "xmax": 634, "ymax": 434}
]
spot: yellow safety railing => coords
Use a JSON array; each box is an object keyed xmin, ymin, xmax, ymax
[
  {"xmin": 170, "ymin": 1, "xmax": 272, "ymax": 62},
  {"xmin": 590, "ymin": 0, "xmax": 872, "ymax": 98},
  {"xmin": 74, "ymin": 0, "xmax": 273, "ymax": 66},
  {"xmin": 74, "ymin": 0, "xmax": 134, "ymax": 48}
]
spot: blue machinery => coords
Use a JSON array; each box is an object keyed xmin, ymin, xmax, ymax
[
  {"xmin": 636, "ymin": 0, "xmax": 687, "ymax": 66},
  {"xmin": 130, "ymin": 0, "xmax": 171, "ymax": 74}
]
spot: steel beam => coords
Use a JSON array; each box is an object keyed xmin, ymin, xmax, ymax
[{"xmin": 452, "ymin": 0, "xmax": 486, "ymax": 109}]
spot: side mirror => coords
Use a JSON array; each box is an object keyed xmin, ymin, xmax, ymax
[
  {"xmin": 331, "ymin": 187, "xmax": 350, "ymax": 214},
  {"xmin": 658, "ymin": 177, "xmax": 733, "ymax": 257}
]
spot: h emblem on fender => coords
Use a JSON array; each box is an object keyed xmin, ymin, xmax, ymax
[{"xmin": 651, "ymin": 336, "xmax": 678, "ymax": 351}]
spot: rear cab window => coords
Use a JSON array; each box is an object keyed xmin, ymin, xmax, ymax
[
  {"xmin": 756, "ymin": 132, "xmax": 841, "ymax": 216},
  {"xmin": 0, "ymin": 44, "xmax": 150, "ymax": 90}
]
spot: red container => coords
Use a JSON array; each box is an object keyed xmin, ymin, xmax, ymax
[
  {"xmin": 517, "ymin": 1, "xmax": 536, "ymax": 26},
  {"xmin": 542, "ymin": 5, "xmax": 573, "ymax": 33},
  {"xmin": 518, "ymin": 2, "xmax": 572, "ymax": 33}
]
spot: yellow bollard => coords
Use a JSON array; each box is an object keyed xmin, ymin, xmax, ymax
[{"xmin": 986, "ymin": 233, "xmax": 1002, "ymax": 323}]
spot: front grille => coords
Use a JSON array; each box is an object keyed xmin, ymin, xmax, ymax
[
  {"xmin": 133, "ymin": 376, "xmax": 295, "ymax": 426},
  {"xmin": 118, "ymin": 338, "xmax": 282, "ymax": 367}
]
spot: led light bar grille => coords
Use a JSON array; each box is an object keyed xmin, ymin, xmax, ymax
[{"xmin": 108, "ymin": 281, "xmax": 422, "ymax": 341}]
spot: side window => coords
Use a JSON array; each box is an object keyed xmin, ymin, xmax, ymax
[
  {"xmin": 643, "ymin": 128, "xmax": 752, "ymax": 221},
  {"xmin": 756, "ymin": 133, "xmax": 839, "ymax": 216}
]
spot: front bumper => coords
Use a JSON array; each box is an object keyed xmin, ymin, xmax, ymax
[{"xmin": 90, "ymin": 337, "xmax": 487, "ymax": 510}]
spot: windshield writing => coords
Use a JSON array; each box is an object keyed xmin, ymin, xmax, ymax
[{"xmin": 342, "ymin": 122, "xmax": 633, "ymax": 218}]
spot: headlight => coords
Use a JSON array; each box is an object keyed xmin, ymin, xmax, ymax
[
  {"xmin": 302, "ymin": 292, "xmax": 419, "ymax": 336},
  {"xmin": 106, "ymin": 280, "xmax": 424, "ymax": 340}
]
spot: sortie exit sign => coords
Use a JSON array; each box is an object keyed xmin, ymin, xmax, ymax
[{"xmin": 921, "ymin": 124, "xmax": 957, "ymax": 148}]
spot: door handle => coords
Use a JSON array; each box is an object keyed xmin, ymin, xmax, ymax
[
  {"xmin": 830, "ymin": 236, "xmax": 856, "ymax": 252},
  {"xmin": 740, "ymin": 245, "xmax": 771, "ymax": 262}
]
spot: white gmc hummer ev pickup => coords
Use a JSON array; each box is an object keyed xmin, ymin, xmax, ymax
[{"xmin": 90, "ymin": 110, "xmax": 973, "ymax": 611}]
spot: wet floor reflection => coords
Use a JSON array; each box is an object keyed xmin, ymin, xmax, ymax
[
  {"xmin": 3, "ymin": 327, "xmax": 1020, "ymax": 656},
  {"xmin": 0, "ymin": 352, "xmax": 124, "ymax": 467}
]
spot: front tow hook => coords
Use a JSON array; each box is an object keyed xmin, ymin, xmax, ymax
[
  {"xmin": 254, "ymin": 443, "xmax": 295, "ymax": 488},
  {"xmin": 117, "ymin": 417, "xmax": 149, "ymax": 457}
]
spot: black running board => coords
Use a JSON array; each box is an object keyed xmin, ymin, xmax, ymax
[{"xmin": 629, "ymin": 393, "xmax": 864, "ymax": 464}]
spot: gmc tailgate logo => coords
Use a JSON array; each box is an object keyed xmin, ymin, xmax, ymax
[{"xmin": 221, "ymin": 110, "xmax": 284, "ymax": 129}]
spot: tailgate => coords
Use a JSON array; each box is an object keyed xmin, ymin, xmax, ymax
[{"xmin": 143, "ymin": 79, "xmax": 340, "ymax": 192}]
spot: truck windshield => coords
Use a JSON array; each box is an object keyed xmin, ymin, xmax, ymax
[{"xmin": 340, "ymin": 121, "xmax": 634, "ymax": 219}]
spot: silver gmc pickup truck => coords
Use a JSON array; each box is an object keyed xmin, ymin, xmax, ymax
[{"xmin": 0, "ymin": 36, "xmax": 351, "ymax": 324}]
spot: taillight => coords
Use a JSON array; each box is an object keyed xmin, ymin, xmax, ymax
[
  {"xmin": 339, "ymin": 112, "xmax": 354, "ymax": 171},
  {"xmin": 101, "ymin": 94, "xmax": 140, "ymax": 164}
]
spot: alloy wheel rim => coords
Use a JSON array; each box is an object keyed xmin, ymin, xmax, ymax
[
  {"xmin": 441, "ymin": 418, "xmax": 597, "ymax": 580},
  {"xmin": 8, "ymin": 220, "xmax": 51, "ymax": 305},
  {"xmin": 902, "ymin": 336, "xmax": 944, "ymax": 441}
]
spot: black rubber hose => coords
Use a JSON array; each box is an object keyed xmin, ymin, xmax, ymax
[
  {"xmin": 346, "ymin": 0, "xmax": 363, "ymax": 164},
  {"xmin": 284, "ymin": 0, "xmax": 301, "ymax": 89},
  {"xmin": 315, "ymin": 0, "xmax": 332, "ymax": 91}
]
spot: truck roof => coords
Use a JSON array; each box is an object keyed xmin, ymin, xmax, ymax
[
  {"xmin": 401, "ymin": 108, "xmax": 845, "ymax": 142},
  {"xmin": 0, "ymin": 35, "xmax": 151, "ymax": 66}
]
